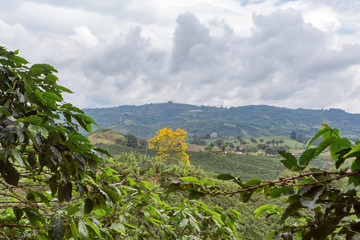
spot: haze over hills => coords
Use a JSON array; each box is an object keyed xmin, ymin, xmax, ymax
[{"xmin": 83, "ymin": 102, "xmax": 360, "ymax": 139}]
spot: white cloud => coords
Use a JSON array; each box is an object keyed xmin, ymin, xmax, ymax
[{"xmin": 1, "ymin": 0, "xmax": 360, "ymax": 113}]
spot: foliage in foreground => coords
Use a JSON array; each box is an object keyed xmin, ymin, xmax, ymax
[
  {"xmin": 3, "ymin": 45, "xmax": 360, "ymax": 240},
  {"xmin": 169, "ymin": 124, "xmax": 360, "ymax": 239},
  {"xmin": 0, "ymin": 46, "xmax": 241, "ymax": 239}
]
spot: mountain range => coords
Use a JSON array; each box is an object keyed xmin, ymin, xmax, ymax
[{"xmin": 83, "ymin": 102, "xmax": 360, "ymax": 139}]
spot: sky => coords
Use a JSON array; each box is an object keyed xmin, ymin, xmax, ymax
[{"xmin": 2, "ymin": 0, "xmax": 360, "ymax": 113}]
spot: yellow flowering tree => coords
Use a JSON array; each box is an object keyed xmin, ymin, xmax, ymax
[{"xmin": 149, "ymin": 127, "xmax": 190, "ymax": 165}]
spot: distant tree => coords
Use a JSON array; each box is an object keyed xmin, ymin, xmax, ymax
[
  {"xmin": 125, "ymin": 134, "xmax": 138, "ymax": 148},
  {"xmin": 257, "ymin": 143, "xmax": 267, "ymax": 150},
  {"xmin": 264, "ymin": 147, "xmax": 275, "ymax": 155},
  {"xmin": 138, "ymin": 138, "xmax": 148, "ymax": 148},
  {"xmin": 220, "ymin": 143, "xmax": 228, "ymax": 152},
  {"xmin": 250, "ymin": 138, "xmax": 257, "ymax": 144},
  {"xmin": 235, "ymin": 145, "xmax": 240, "ymax": 152},
  {"xmin": 203, "ymin": 133, "xmax": 211, "ymax": 139},
  {"xmin": 115, "ymin": 135, "xmax": 127, "ymax": 145},
  {"xmin": 279, "ymin": 139, "xmax": 284, "ymax": 145},
  {"xmin": 149, "ymin": 127, "xmax": 189, "ymax": 165},
  {"xmin": 204, "ymin": 145, "xmax": 212, "ymax": 151},
  {"xmin": 290, "ymin": 131, "xmax": 297, "ymax": 140},
  {"xmin": 259, "ymin": 138, "xmax": 264, "ymax": 144},
  {"xmin": 214, "ymin": 138, "xmax": 225, "ymax": 148}
]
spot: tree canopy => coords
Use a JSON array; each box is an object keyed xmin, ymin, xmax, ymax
[{"xmin": 149, "ymin": 127, "xmax": 189, "ymax": 165}]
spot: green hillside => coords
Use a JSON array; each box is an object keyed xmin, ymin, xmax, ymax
[{"xmin": 83, "ymin": 102, "xmax": 360, "ymax": 139}]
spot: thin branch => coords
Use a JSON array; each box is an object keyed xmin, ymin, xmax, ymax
[
  {"xmin": 0, "ymin": 223, "xmax": 51, "ymax": 230},
  {"xmin": 292, "ymin": 212, "xmax": 356, "ymax": 233},
  {"xmin": 213, "ymin": 171, "xmax": 360, "ymax": 196},
  {"xmin": 0, "ymin": 228, "xmax": 10, "ymax": 240}
]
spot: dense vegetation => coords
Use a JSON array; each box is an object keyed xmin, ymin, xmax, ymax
[
  {"xmin": 83, "ymin": 102, "xmax": 360, "ymax": 139},
  {"xmin": 3, "ymin": 46, "xmax": 360, "ymax": 240},
  {"xmin": 0, "ymin": 47, "xmax": 243, "ymax": 239}
]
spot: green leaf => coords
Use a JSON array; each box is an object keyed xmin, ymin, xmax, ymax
[
  {"xmin": 69, "ymin": 219, "xmax": 79, "ymax": 240},
  {"xmin": 0, "ymin": 159, "xmax": 20, "ymax": 186},
  {"xmin": 280, "ymin": 201, "xmax": 303, "ymax": 224},
  {"xmin": 279, "ymin": 151, "xmax": 298, "ymax": 171},
  {"xmin": 253, "ymin": 205, "xmax": 273, "ymax": 220},
  {"xmin": 111, "ymin": 223, "xmax": 125, "ymax": 233},
  {"xmin": 329, "ymin": 138, "xmax": 351, "ymax": 160},
  {"xmin": 27, "ymin": 152, "xmax": 36, "ymax": 167},
  {"xmin": 179, "ymin": 219, "xmax": 189, "ymax": 231},
  {"xmin": 123, "ymin": 223, "xmax": 137, "ymax": 229},
  {"xmin": 24, "ymin": 208, "xmax": 45, "ymax": 227},
  {"xmin": 0, "ymin": 106, "xmax": 11, "ymax": 117},
  {"xmin": 57, "ymin": 85, "xmax": 73, "ymax": 93},
  {"xmin": 216, "ymin": 174, "xmax": 235, "ymax": 180},
  {"xmin": 344, "ymin": 143, "xmax": 360, "ymax": 158},
  {"xmin": 84, "ymin": 198, "xmax": 93, "ymax": 214},
  {"xmin": 50, "ymin": 215, "xmax": 65, "ymax": 240},
  {"xmin": 85, "ymin": 218, "xmax": 102, "ymax": 240},
  {"xmin": 166, "ymin": 183, "xmax": 180, "ymax": 195},
  {"xmin": 299, "ymin": 148, "xmax": 316, "ymax": 166},
  {"xmin": 189, "ymin": 191, "xmax": 203, "ymax": 200},
  {"xmin": 67, "ymin": 205, "xmax": 81, "ymax": 216},
  {"xmin": 314, "ymin": 136, "xmax": 339, "ymax": 158},
  {"xmin": 245, "ymin": 178, "xmax": 262, "ymax": 187},
  {"xmin": 11, "ymin": 149, "xmax": 24, "ymax": 167},
  {"xmin": 306, "ymin": 126, "xmax": 331, "ymax": 148},
  {"xmin": 44, "ymin": 73, "xmax": 58, "ymax": 83},
  {"xmin": 13, "ymin": 207, "xmax": 23, "ymax": 222},
  {"xmin": 180, "ymin": 176, "xmax": 201, "ymax": 185},
  {"xmin": 301, "ymin": 185, "xmax": 325, "ymax": 210},
  {"xmin": 270, "ymin": 187, "xmax": 294, "ymax": 198},
  {"xmin": 78, "ymin": 220, "xmax": 89, "ymax": 240}
]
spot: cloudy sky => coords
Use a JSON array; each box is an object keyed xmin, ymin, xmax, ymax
[{"xmin": 2, "ymin": 0, "xmax": 360, "ymax": 112}]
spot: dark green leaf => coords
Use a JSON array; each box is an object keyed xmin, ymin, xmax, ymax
[
  {"xmin": 50, "ymin": 215, "xmax": 65, "ymax": 240},
  {"xmin": 24, "ymin": 208, "xmax": 46, "ymax": 227},
  {"xmin": 216, "ymin": 174, "xmax": 236, "ymax": 180},
  {"xmin": 43, "ymin": 91, "xmax": 62, "ymax": 102},
  {"xmin": 270, "ymin": 187, "xmax": 294, "ymax": 198},
  {"xmin": 279, "ymin": 151, "xmax": 298, "ymax": 170},
  {"xmin": 13, "ymin": 207, "xmax": 23, "ymax": 222},
  {"xmin": 0, "ymin": 159, "xmax": 20, "ymax": 186},
  {"xmin": 27, "ymin": 152, "xmax": 36, "ymax": 167},
  {"xmin": 84, "ymin": 198, "xmax": 93, "ymax": 214}
]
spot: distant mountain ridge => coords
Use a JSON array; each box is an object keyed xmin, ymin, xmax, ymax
[{"xmin": 83, "ymin": 103, "xmax": 360, "ymax": 139}]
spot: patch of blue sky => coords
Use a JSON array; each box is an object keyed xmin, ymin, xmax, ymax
[
  {"xmin": 274, "ymin": 0, "xmax": 297, "ymax": 6},
  {"xmin": 337, "ymin": 28, "xmax": 355, "ymax": 35},
  {"xmin": 237, "ymin": 0, "xmax": 266, "ymax": 7}
]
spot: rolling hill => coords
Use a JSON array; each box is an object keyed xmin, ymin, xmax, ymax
[{"xmin": 83, "ymin": 102, "xmax": 360, "ymax": 139}]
